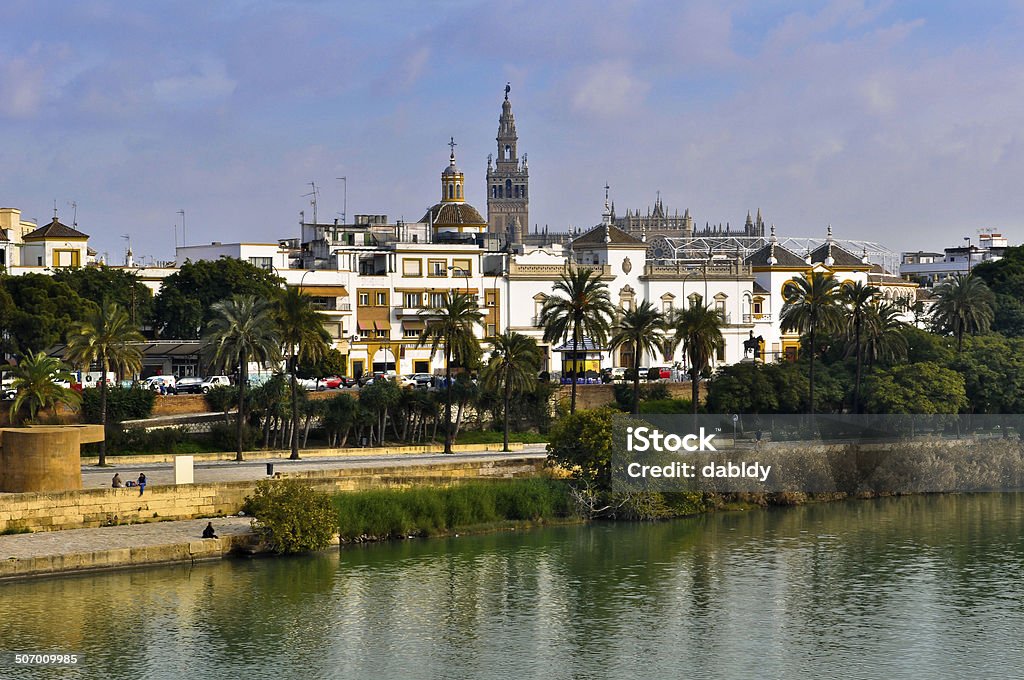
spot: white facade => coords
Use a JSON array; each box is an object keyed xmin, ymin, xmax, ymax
[{"xmin": 175, "ymin": 242, "xmax": 291, "ymax": 271}]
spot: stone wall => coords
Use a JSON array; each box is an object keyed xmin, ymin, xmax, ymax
[
  {"xmin": 557, "ymin": 382, "xmax": 707, "ymax": 410},
  {"xmin": 0, "ymin": 457, "xmax": 545, "ymax": 533}
]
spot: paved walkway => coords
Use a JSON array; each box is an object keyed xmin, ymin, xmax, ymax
[{"xmin": 82, "ymin": 445, "xmax": 549, "ymax": 489}]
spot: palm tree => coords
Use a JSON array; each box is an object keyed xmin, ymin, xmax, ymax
[
  {"xmin": 8, "ymin": 351, "xmax": 82, "ymax": 424},
  {"xmin": 672, "ymin": 303, "xmax": 724, "ymax": 414},
  {"xmin": 64, "ymin": 301, "xmax": 143, "ymax": 466},
  {"xmin": 275, "ymin": 287, "xmax": 331, "ymax": 460},
  {"xmin": 779, "ymin": 271, "xmax": 843, "ymax": 414},
  {"xmin": 482, "ymin": 331, "xmax": 541, "ymax": 451},
  {"xmin": 930, "ymin": 274, "xmax": 995, "ymax": 352},
  {"xmin": 417, "ymin": 291, "xmax": 484, "ymax": 453},
  {"xmin": 608, "ymin": 301, "xmax": 664, "ymax": 414},
  {"xmin": 539, "ymin": 268, "xmax": 615, "ymax": 414},
  {"xmin": 862, "ymin": 300, "xmax": 908, "ymax": 366},
  {"xmin": 202, "ymin": 295, "xmax": 281, "ymax": 461},
  {"xmin": 840, "ymin": 281, "xmax": 880, "ymax": 413}
]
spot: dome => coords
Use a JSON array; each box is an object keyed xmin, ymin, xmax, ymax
[{"xmin": 420, "ymin": 202, "xmax": 486, "ymax": 228}]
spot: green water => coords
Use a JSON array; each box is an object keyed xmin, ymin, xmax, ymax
[{"xmin": 2, "ymin": 494, "xmax": 1024, "ymax": 679}]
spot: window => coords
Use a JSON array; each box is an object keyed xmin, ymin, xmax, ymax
[
  {"xmin": 248, "ymin": 257, "xmax": 273, "ymax": 270},
  {"xmin": 451, "ymin": 259, "xmax": 471, "ymax": 277},
  {"xmin": 405, "ymin": 292, "xmax": 421, "ymax": 308},
  {"xmin": 376, "ymin": 292, "xmax": 387, "ymax": 306},
  {"xmin": 375, "ymin": 329, "xmax": 387, "ymax": 338},
  {"xmin": 402, "ymin": 259, "xmax": 422, "ymax": 277},
  {"xmin": 358, "ymin": 293, "xmax": 369, "ymax": 306},
  {"xmin": 486, "ymin": 323, "xmax": 496, "ymax": 337},
  {"xmin": 430, "ymin": 292, "xmax": 446, "ymax": 307},
  {"xmin": 717, "ymin": 344, "xmax": 726, "ymax": 361},
  {"xmin": 429, "ymin": 259, "xmax": 447, "ymax": 277},
  {"xmin": 485, "ymin": 290, "xmax": 497, "ymax": 307},
  {"xmin": 753, "ymin": 300, "xmax": 763, "ymax": 315},
  {"xmin": 456, "ymin": 184, "xmax": 462, "ymax": 199},
  {"xmin": 662, "ymin": 300, "xmax": 673, "ymax": 313},
  {"xmin": 404, "ymin": 328, "xmax": 419, "ymax": 338}
]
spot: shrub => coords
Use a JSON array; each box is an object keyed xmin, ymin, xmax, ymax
[
  {"xmin": 242, "ymin": 479, "xmax": 338, "ymax": 554},
  {"xmin": 204, "ymin": 385, "xmax": 238, "ymax": 414},
  {"xmin": 638, "ymin": 398, "xmax": 693, "ymax": 414},
  {"xmin": 91, "ymin": 426, "xmax": 192, "ymax": 455},
  {"xmin": 207, "ymin": 422, "xmax": 258, "ymax": 452},
  {"xmin": 81, "ymin": 386, "xmax": 155, "ymax": 424}
]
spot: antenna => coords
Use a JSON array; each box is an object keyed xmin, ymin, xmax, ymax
[
  {"xmin": 67, "ymin": 201, "xmax": 78, "ymax": 227},
  {"xmin": 336, "ymin": 177, "xmax": 347, "ymax": 224},
  {"xmin": 177, "ymin": 209, "xmax": 185, "ymax": 247},
  {"xmin": 53, "ymin": 200, "xmax": 58, "ymax": 219},
  {"xmin": 303, "ymin": 182, "xmax": 320, "ymax": 224}
]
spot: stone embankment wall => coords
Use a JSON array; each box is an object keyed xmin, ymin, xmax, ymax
[
  {"xmin": 0, "ymin": 457, "xmax": 545, "ymax": 533},
  {"xmin": 557, "ymin": 382, "xmax": 706, "ymax": 410}
]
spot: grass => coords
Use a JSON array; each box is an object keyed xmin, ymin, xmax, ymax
[{"xmin": 333, "ymin": 478, "xmax": 574, "ymax": 541}]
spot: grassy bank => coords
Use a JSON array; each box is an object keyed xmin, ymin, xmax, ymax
[{"xmin": 333, "ymin": 478, "xmax": 575, "ymax": 541}]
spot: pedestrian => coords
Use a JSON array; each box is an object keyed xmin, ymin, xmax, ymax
[
  {"xmin": 111, "ymin": 473, "xmax": 123, "ymax": 488},
  {"xmin": 137, "ymin": 473, "xmax": 147, "ymax": 496},
  {"xmin": 202, "ymin": 522, "xmax": 218, "ymax": 539}
]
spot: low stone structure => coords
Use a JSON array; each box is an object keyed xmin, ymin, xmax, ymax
[{"xmin": 0, "ymin": 425, "xmax": 104, "ymax": 493}]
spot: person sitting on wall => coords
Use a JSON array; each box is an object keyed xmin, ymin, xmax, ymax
[
  {"xmin": 137, "ymin": 473, "xmax": 147, "ymax": 496},
  {"xmin": 202, "ymin": 522, "xmax": 218, "ymax": 539},
  {"xmin": 111, "ymin": 473, "xmax": 123, "ymax": 488}
]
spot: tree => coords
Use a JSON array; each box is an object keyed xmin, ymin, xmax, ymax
[
  {"xmin": 203, "ymin": 295, "xmax": 281, "ymax": 461},
  {"xmin": 973, "ymin": 245, "xmax": 1024, "ymax": 336},
  {"xmin": 275, "ymin": 288, "xmax": 331, "ymax": 460},
  {"xmin": 953, "ymin": 335, "xmax": 1024, "ymax": 414},
  {"xmin": 608, "ymin": 301, "xmax": 664, "ymax": 415},
  {"xmin": 864, "ymin": 362, "xmax": 967, "ymax": 414},
  {"xmin": 51, "ymin": 266, "xmax": 153, "ymax": 327},
  {"xmin": 8, "ymin": 351, "xmax": 82, "ymax": 424},
  {"xmin": 705, "ymin": 362, "xmax": 780, "ymax": 414},
  {"xmin": 64, "ymin": 301, "xmax": 144, "ymax": 466},
  {"xmin": 779, "ymin": 271, "xmax": 844, "ymax": 415},
  {"xmin": 839, "ymin": 281, "xmax": 880, "ymax": 413},
  {"xmin": 153, "ymin": 259, "xmax": 283, "ymax": 339},
  {"xmin": 861, "ymin": 301, "xmax": 908, "ymax": 366},
  {"xmin": 930, "ymin": 274, "xmax": 995, "ymax": 352},
  {"xmin": 417, "ymin": 291, "xmax": 484, "ymax": 453},
  {"xmin": 539, "ymin": 268, "xmax": 615, "ymax": 414},
  {"xmin": 546, "ymin": 408, "xmax": 615, "ymax": 491},
  {"xmin": 0, "ymin": 273, "xmax": 96, "ymax": 354},
  {"xmin": 481, "ymin": 332, "xmax": 542, "ymax": 451},
  {"xmin": 671, "ymin": 303, "xmax": 724, "ymax": 414}
]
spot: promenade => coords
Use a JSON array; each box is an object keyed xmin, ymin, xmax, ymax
[{"xmin": 0, "ymin": 445, "xmax": 548, "ymax": 581}]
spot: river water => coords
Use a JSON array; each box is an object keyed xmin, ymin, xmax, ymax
[{"xmin": 2, "ymin": 494, "xmax": 1023, "ymax": 679}]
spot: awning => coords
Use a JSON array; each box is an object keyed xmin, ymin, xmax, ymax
[
  {"xmin": 299, "ymin": 285, "xmax": 349, "ymax": 297},
  {"xmin": 374, "ymin": 319, "xmax": 392, "ymax": 330},
  {"xmin": 402, "ymin": 320, "xmax": 425, "ymax": 331},
  {"xmin": 357, "ymin": 320, "xmax": 373, "ymax": 331}
]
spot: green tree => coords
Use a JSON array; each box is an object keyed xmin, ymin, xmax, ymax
[
  {"xmin": 8, "ymin": 351, "xmax": 81, "ymax": 424},
  {"xmin": 203, "ymin": 295, "xmax": 281, "ymax": 461},
  {"xmin": 275, "ymin": 287, "xmax": 331, "ymax": 459},
  {"xmin": 953, "ymin": 335, "xmax": 1024, "ymax": 414},
  {"xmin": 481, "ymin": 331, "xmax": 542, "ymax": 451},
  {"xmin": 671, "ymin": 303, "xmax": 724, "ymax": 414},
  {"xmin": 0, "ymin": 273, "xmax": 96, "ymax": 354},
  {"xmin": 153, "ymin": 259, "xmax": 282, "ymax": 339},
  {"xmin": 242, "ymin": 479, "xmax": 338, "ymax": 554},
  {"xmin": 705, "ymin": 363, "xmax": 780, "ymax": 414},
  {"xmin": 929, "ymin": 274, "xmax": 995, "ymax": 352},
  {"xmin": 297, "ymin": 347, "xmax": 347, "ymax": 380},
  {"xmin": 973, "ymin": 245, "xmax": 1024, "ymax": 336},
  {"xmin": 864, "ymin": 362, "xmax": 967, "ymax": 414},
  {"xmin": 546, "ymin": 408, "xmax": 615, "ymax": 491},
  {"xmin": 539, "ymin": 268, "xmax": 615, "ymax": 414},
  {"xmin": 64, "ymin": 301, "xmax": 144, "ymax": 466},
  {"xmin": 900, "ymin": 325, "xmax": 955, "ymax": 364},
  {"xmin": 861, "ymin": 301, "xmax": 908, "ymax": 366},
  {"xmin": 417, "ymin": 291, "xmax": 484, "ymax": 453},
  {"xmin": 608, "ymin": 301, "xmax": 664, "ymax": 415},
  {"xmin": 780, "ymin": 271, "xmax": 844, "ymax": 415},
  {"xmin": 51, "ymin": 266, "xmax": 153, "ymax": 327},
  {"xmin": 840, "ymin": 281, "xmax": 880, "ymax": 413}
]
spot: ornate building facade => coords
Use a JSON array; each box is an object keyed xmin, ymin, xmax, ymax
[{"xmin": 486, "ymin": 86, "xmax": 529, "ymax": 241}]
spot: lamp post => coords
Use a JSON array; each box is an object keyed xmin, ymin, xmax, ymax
[{"xmin": 964, "ymin": 237, "xmax": 972, "ymax": 274}]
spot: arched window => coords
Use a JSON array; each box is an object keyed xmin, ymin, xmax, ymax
[
  {"xmin": 492, "ymin": 186, "xmax": 498, "ymax": 199},
  {"xmin": 448, "ymin": 184, "xmax": 453, "ymax": 199},
  {"xmin": 456, "ymin": 183, "xmax": 462, "ymax": 199},
  {"xmin": 514, "ymin": 186, "xmax": 519, "ymax": 198},
  {"xmin": 505, "ymin": 144, "xmax": 511, "ymax": 160},
  {"xmin": 505, "ymin": 179, "xmax": 512, "ymax": 196}
]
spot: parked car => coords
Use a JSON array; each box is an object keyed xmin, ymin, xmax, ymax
[
  {"xmin": 602, "ymin": 367, "xmax": 628, "ymax": 383},
  {"xmin": 296, "ymin": 377, "xmax": 319, "ymax": 391},
  {"xmin": 397, "ymin": 375, "xmax": 417, "ymax": 388},
  {"xmin": 175, "ymin": 376, "xmax": 205, "ymax": 394},
  {"xmin": 410, "ymin": 373, "xmax": 434, "ymax": 388},
  {"xmin": 201, "ymin": 376, "xmax": 232, "ymax": 393},
  {"xmin": 1, "ymin": 379, "xmax": 14, "ymax": 401}
]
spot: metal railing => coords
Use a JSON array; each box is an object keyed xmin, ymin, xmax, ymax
[{"xmin": 741, "ymin": 313, "xmax": 772, "ymax": 323}]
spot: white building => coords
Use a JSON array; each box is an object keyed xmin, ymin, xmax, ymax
[{"xmin": 900, "ymin": 233, "xmax": 1010, "ymax": 286}]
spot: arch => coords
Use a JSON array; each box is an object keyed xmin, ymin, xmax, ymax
[
  {"xmin": 448, "ymin": 184, "xmax": 454, "ymax": 199},
  {"xmin": 456, "ymin": 183, "xmax": 462, "ymax": 199},
  {"xmin": 505, "ymin": 179, "xmax": 512, "ymax": 196},
  {"xmin": 505, "ymin": 144, "xmax": 512, "ymax": 160},
  {"xmin": 492, "ymin": 185, "xmax": 498, "ymax": 199}
]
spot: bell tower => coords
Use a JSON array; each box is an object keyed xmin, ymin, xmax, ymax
[{"xmin": 486, "ymin": 83, "xmax": 529, "ymax": 238}]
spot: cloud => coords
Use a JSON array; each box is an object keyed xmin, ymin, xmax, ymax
[
  {"xmin": 0, "ymin": 57, "xmax": 47, "ymax": 117},
  {"xmin": 152, "ymin": 59, "xmax": 237, "ymax": 107},
  {"xmin": 569, "ymin": 60, "xmax": 650, "ymax": 118}
]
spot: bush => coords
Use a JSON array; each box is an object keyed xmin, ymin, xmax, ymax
[
  {"xmin": 100, "ymin": 426, "xmax": 190, "ymax": 455},
  {"xmin": 204, "ymin": 385, "xmax": 238, "ymax": 414},
  {"xmin": 613, "ymin": 382, "xmax": 672, "ymax": 411},
  {"xmin": 638, "ymin": 398, "xmax": 693, "ymax": 414},
  {"xmin": 207, "ymin": 422, "xmax": 258, "ymax": 452},
  {"xmin": 81, "ymin": 386, "xmax": 155, "ymax": 424},
  {"xmin": 546, "ymin": 408, "xmax": 615, "ymax": 489},
  {"xmin": 242, "ymin": 479, "xmax": 338, "ymax": 554}
]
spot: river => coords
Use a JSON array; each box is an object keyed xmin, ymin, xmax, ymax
[{"xmin": 2, "ymin": 493, "xmax": 1023, "ymax": 679}]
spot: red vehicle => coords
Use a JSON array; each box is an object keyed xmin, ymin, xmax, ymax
[{"xmin": 322, "ymin": 376, "xmax": 357, "ymax": 389}]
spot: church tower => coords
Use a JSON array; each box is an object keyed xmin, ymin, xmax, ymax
[{"xmin": 486, "ymin": 84, "xmax": 529, "ymax": 238}]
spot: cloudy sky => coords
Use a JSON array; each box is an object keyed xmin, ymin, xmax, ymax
[{"xmin": 2, "ymin": 0, "xmax": 1023, "ymax": 264}]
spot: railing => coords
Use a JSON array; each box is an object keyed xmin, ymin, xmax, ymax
[
  {"xmin": 508, "ymin": 262, "xmax": 612, "ymax": 277},
  {"xmin": 741, "ymin": 313, "xmax": 772, "ymax": 323},
  {"xmin": 642, "ymin": 262, "xmax": 752, "ymax": 278}
]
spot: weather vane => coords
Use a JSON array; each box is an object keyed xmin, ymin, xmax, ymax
[{"xmin": 505, "ymin": 82, "xmax": 510, "ymax": 99}]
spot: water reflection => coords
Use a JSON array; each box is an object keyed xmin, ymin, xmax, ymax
[{"xmin": 2, "ymin": 494, "xmax": 1022, "ymax": 679}]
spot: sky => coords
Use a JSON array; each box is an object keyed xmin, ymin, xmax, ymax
[{"xmin": 3, "ymin": 0, "xmax": 1024, "ymax": 265}]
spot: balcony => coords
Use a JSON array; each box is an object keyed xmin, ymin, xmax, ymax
[
  {"xmin": 742, "ymin": 313, "xmax": 772, "ymax": 323},
  {"xmin": 508, "ymin": 262, "xmax": 612, "ymax": 279}
]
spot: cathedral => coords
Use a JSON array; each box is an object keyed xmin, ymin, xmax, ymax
[{"xmin": 486, "ymin": 84, "xmax": 529, "ymax": 242}]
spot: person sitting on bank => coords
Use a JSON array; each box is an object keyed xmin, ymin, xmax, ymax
[
  {"xmin": 202, "ymin": 522, "xmax": 218, "ymax": 539},
  {"xmin": 137, "ymin": 473, "xmax": 147, "ymax": 496},
  {"xmin": 111, "ymin": 473, "xmax": 123, "ymax": 488}
]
